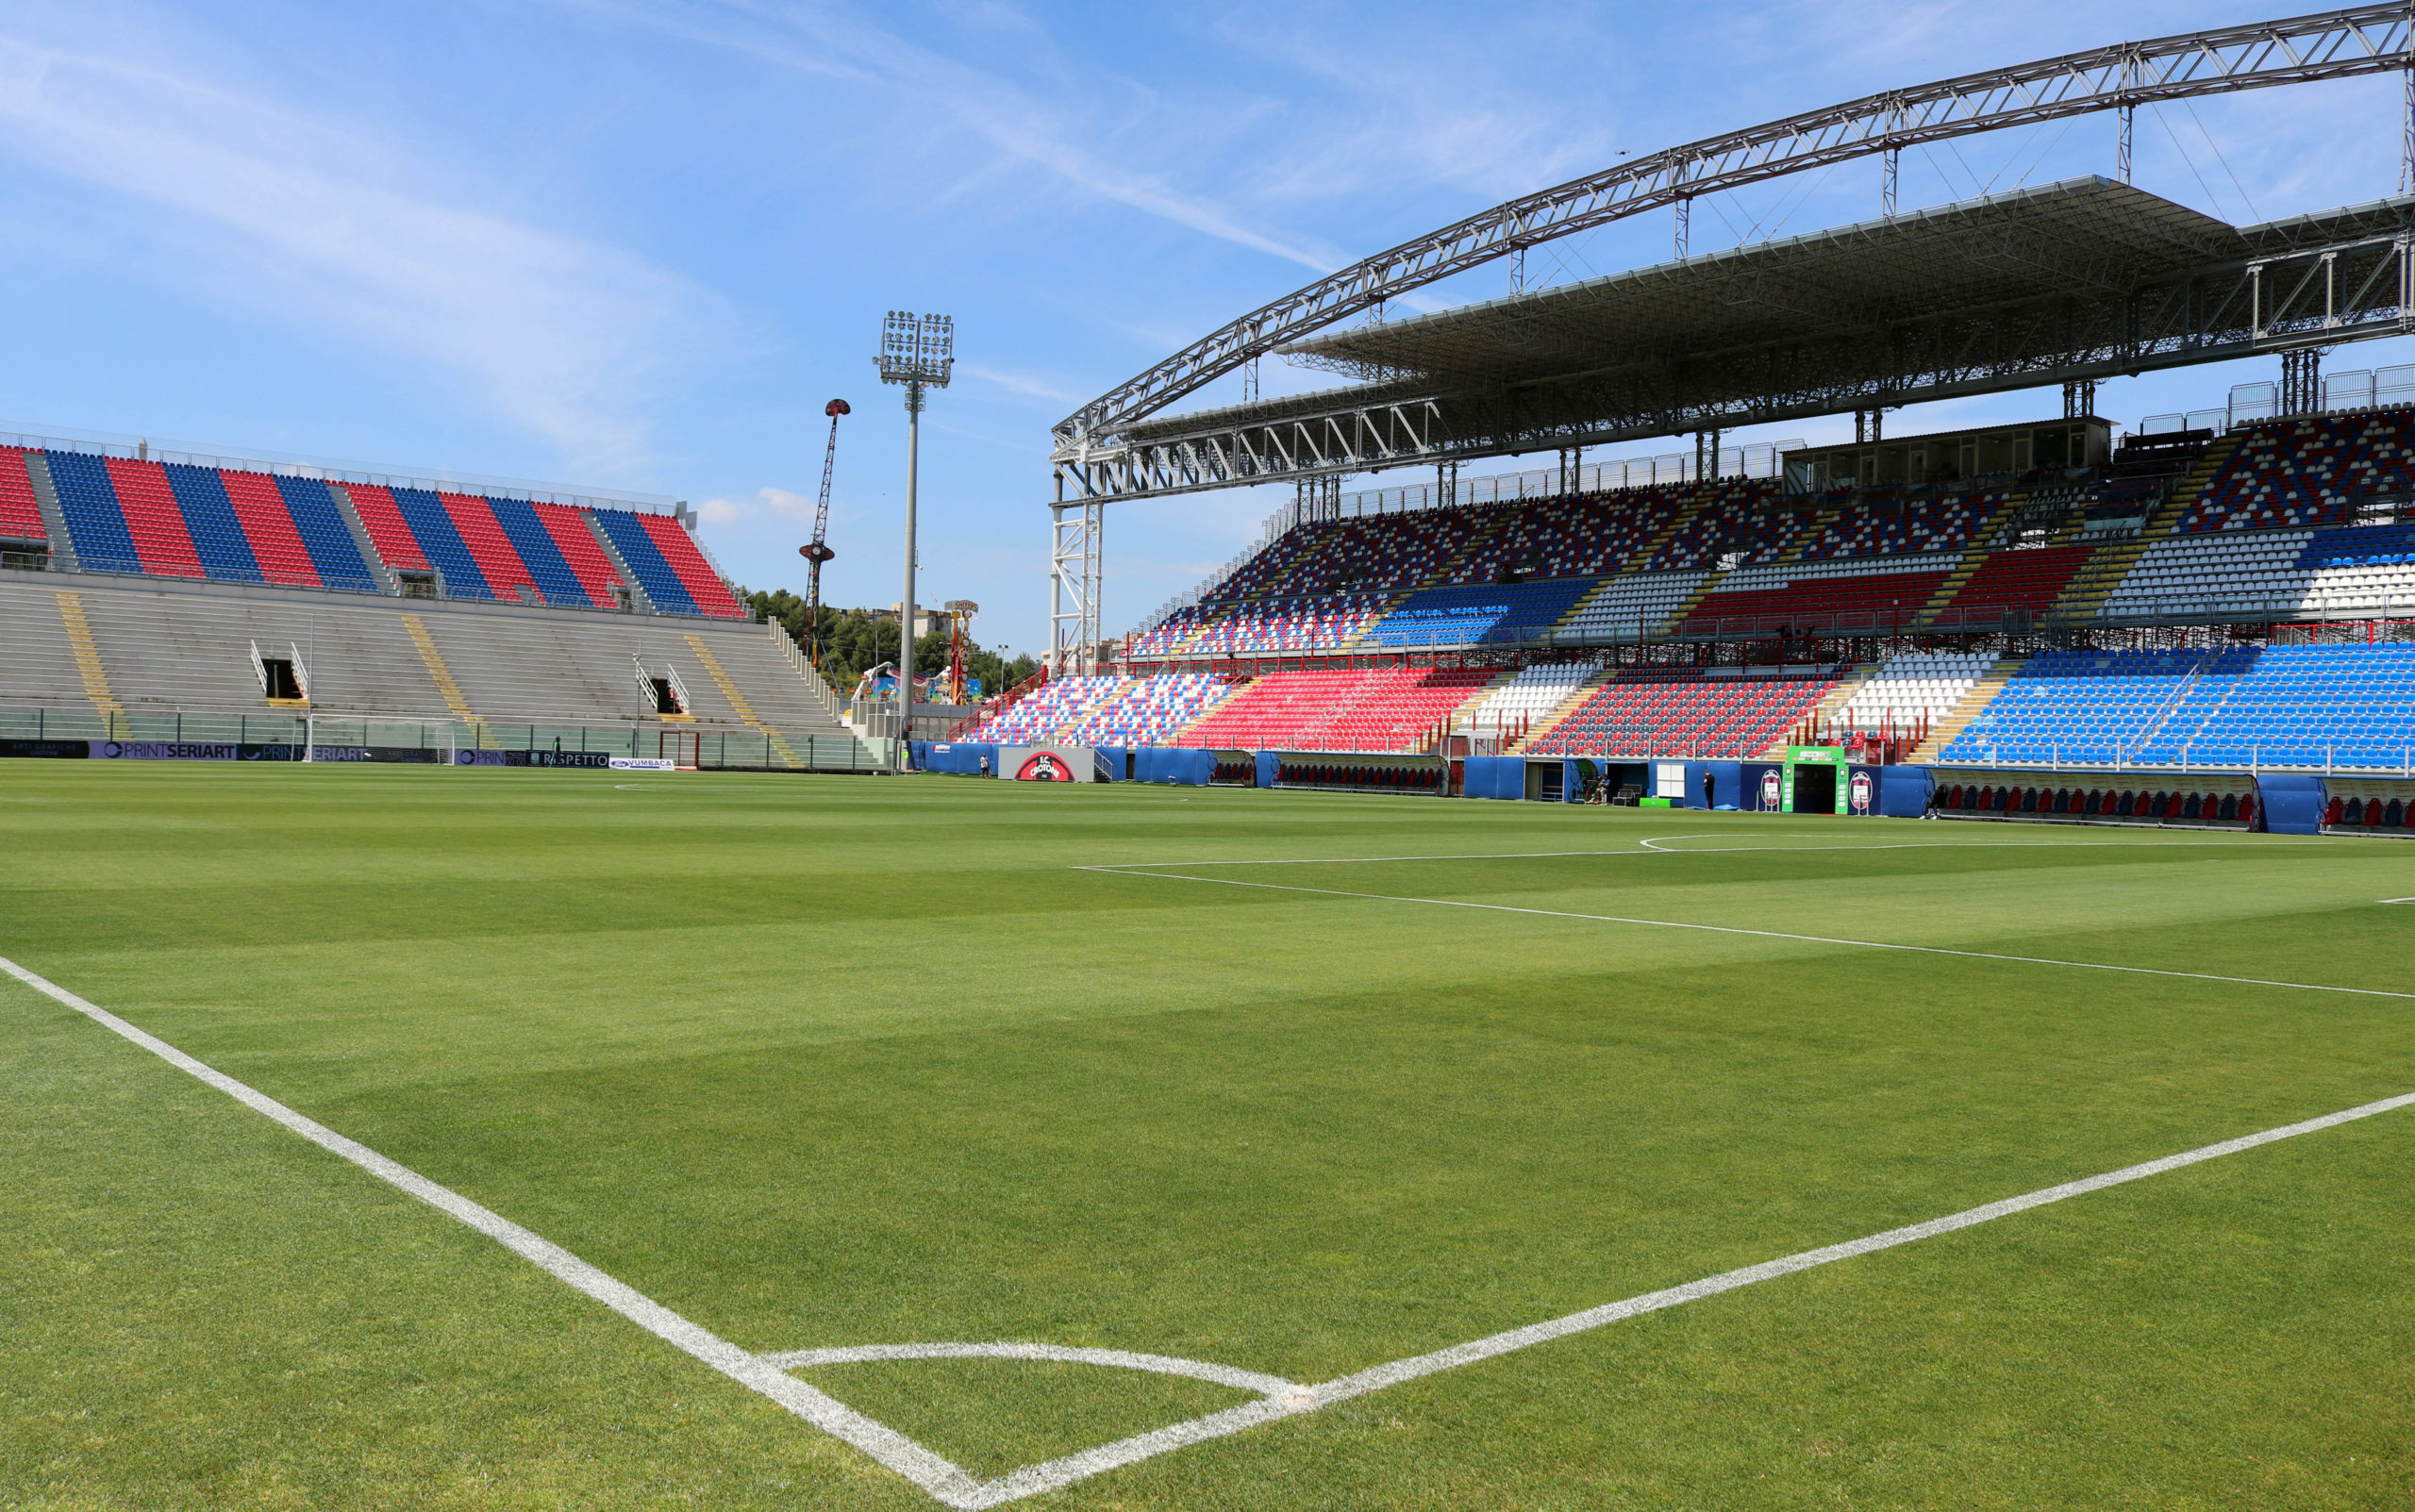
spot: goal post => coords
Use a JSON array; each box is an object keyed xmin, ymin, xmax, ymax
[{"xmin": 658, "ymin": 729, "xmax": 701, "ymax": 771}]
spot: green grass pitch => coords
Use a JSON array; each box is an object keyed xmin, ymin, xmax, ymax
[{"xmin": 4, "ymin": 762, "xmax": 2412, "ymax": 1509}]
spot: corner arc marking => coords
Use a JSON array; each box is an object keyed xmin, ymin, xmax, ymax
[{"xmin": 762, "ymin": 1341, "xmax": 1301, "ymax": 1400}]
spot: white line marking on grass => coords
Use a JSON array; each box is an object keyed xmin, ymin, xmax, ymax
[
  {"xmin": 1091, "ymin": 837, "xmax": 2324, "ymax": 869},
  {"xmin": 1080, "ymin": 869, "xmax": 2415, "ymax": 1002},
  {"xmin": 761, "ymin": 1341, "xmax": 1302, "ymax": 1399},
  {"xmin": 0, "ymin": 954, "xmax": 989, "ymax": 1510},
  {"xmin": 2383, "ymin": 897, "xmax": 2415, "ymax": 905},
  {"xmin": 904, "ymin": 1088, "xmax": 2415, "ymax": 1507},
  {"xmin": 11, "ymin": 953, "xmax": 2414, "ymax": 1507}
]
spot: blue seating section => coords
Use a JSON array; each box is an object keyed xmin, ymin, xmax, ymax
[
  {"xmin": 387, "ymin": 487, "xmax": 493, "ymax": 600},
  {"xmin": 590, "ymin": 507, "xmax": 699, "ymax": 614},
  {"xmin": 1360, "ymin": 579, "xmax": 1594, "ymax": 648},
  {"xmin": 1946, "ymin": 645, "xmax": 2415, "ymax": 770},
  {"xmin": 160, "ymin": 462, "xmax": 264, "ymax": 583},
  {"xmin": 44, "ymin": 451, "xmax": 139, "ymax": 573},
  {"xmin": 486, "ymin": 494, "xmax": 592, "ymax": 607},
  {"xmin": 2300, "ymin": 522, "xmax": 2415, "ymax": 569},
  {"xmin": 273, "ymin": 476, "xmax": 381, "ymax": 591}
]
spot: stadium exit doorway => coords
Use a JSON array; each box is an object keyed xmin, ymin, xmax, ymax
[{"xmin": 1790, "ymin": 763, "xmax": 1836, "ymax": 813}]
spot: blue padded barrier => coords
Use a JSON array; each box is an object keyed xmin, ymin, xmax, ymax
[
  {"xmin": 2257, "ymin": 773, "xmax": 2324, "ymax": 835},
  {"xmin": 1092, "ymin": 745, "xmax": 1125, "ymax": 782},
  {"xmin": 1685, "ymin": 760, "xmax": 1746, "ymax": 810},
  {"xmin": 1459, "ymin": 755, "xmax": 1521, "ymax": 799},
  {"xmin": 1736, "ymin": 761, "xmax": 1783, "ymax": 812},
  {"xmin": 1256, "ymin": 751, "xmax": 1281, "ymax": 788},
  {"xmin": 1878, "ymin": 764, "xmax": 1935, "ymax": 818}
]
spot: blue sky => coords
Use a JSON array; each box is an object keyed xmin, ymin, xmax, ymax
[{"xmin": 0, "ymin": 0, "xmax": 2408, "ymax": 653}]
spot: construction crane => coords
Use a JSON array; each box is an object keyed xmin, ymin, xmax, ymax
[{"xmin": 797, "ymin": 397, "xmax": 848, "ymax": 669}]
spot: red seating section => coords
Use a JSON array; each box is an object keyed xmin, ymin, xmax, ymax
[
  {"xmin": 341, "ymin": 484, "xmax": 427, "ymax": 571},
  {"xmin": 438, "ymin": 491, "xmax": 541, "ymax": 605},
  {"xmin": 1176, "ymin": 668, "xmax": 1494, "ymax": 751},
  {"xmin": 1680, "ymin": 567, "xmax": 1951, "ymax": 636},
  {"xmin": 1934, "ymin": 542, "xmax": 2092, "ymax": 620},
  {"xmin": 535, "ymin": 502, "xmax": 628, "ymax": 606},
  {"xmin": 0, "ymin": 449, "xmax": 43, "ymax": 540},
  {"xmin": 219, "ymin": 470, "xmax": 320, "ymax": 587},
  {"xmin": 1524, "ymin": 672, "xmax": 1837, "ymax": 758},
  {"xmin": 102, "ymin": 458, "xmax": 205, "ymax": 578},
  {"xmin": 636, "ymin": 512, "xmax": 745, "ymax": 617}
]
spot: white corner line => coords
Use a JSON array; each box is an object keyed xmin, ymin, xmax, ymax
[
  {"xmin": 945, "ymin": 1084, "xmax": 2415, "ymax": 1507},
  {"xmin": 762, "ymin": 1341, "xmax": 1301, "ymax": 1400},
  {"xmin": 1083, "ymin": 869, "xmax": 2415, "ymax": 1002},
  {"xmin": 0, "ymin": 954, "xmax": 987, "ymax": 1510},
  {"xmin": 10, "ymin": 951, "xmax": 2414, "ymax": 1509}
]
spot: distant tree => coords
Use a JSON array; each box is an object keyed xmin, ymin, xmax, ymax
[{"xmin": 742, "ymin": 590, "xmax": 1038, "ymax": 703}]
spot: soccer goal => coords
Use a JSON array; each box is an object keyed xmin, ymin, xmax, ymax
[{"xmin": 658, "ymin": 729, "xmax": 701, "ymax": 771}]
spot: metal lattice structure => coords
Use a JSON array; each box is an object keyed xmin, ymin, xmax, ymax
[{"xmin": 1052, "ymin": 6, "xmax": 2415, "ymax": 496}]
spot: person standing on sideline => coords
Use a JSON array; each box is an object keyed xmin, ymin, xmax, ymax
[{"xmin": 1701, "ymin": 769, "xmax": 1716, "ymax": 809}]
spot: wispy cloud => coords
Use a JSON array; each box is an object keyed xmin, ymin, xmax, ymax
[
  {"xmin": 0, "ymin": 18, "xmax": 735, "ymax": 474},
  {"xmin": 700, "ymin": 485, "xmax": 814, "ymax": 524},
  {"xmin": 576, "ymin": 0, "xmax": 1344, "ymax": 273},
  {"xmin": 956, "ymin": 359, "xmax": 1081, "ymax": 405}
]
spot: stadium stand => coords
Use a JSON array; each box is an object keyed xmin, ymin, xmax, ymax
[
  {"xmin": 1059, "ymin": 673, "xmax": 1234, "ymax": 746},
  {"xmin": 1175, "ymin": 667, "xmax": 1494, "ymax": 752},
  {"xmin": 2176, "ymin": 411, "xmax": 2415, "ymax": 533},
  {"xmin": 1457, "ymin": 663, "xmax": 1600, "ymax": 735},
  {"xmin": 0, "ymin": 572, "xmax": 849, "ymax": 745},
  {"xmin": 0, "ymin": 442, "xmax": 732, "ymax": 616},
  {"xmin": 2100, "ymin": 523, "xmax": 2415, "ymax": 620},
  {"xmin": 1928, "ymin": 542, "xmax": 2094, "ymax": 624},
  {"xmin": 46, "ymin": 451, "xmax": 145, "ymax": 574},
  {"xmin": 1941, "ymin": 643, "xmax": 2415, "ymax": 770},
  {"xmin": 0, "ymin": 449, "xmax": 43, "ymax": 543},
  {"xmin": 1519, "ymin": 668, "xmax": 1838, "ymax": 758},
  {"xmin": 1831, "ymin": 650, "xmax": 1993, "ymax": 736},
  {"xmin": 1131, "ymin": 593, "xmax": 1389, "ymax": 657},
  {"xmin": 1559, "ymin": 571, "xmax": 1711, "ymax": 641},
  {"xmin": 1800, "ymin": 490, "xmax": 2004, "ymax": 559},
  {"xmin": 1360, "ymin": 579, "xmax": 1595, "ymax": 648},
  {"xmin": 1680, "ymin": 557, "xmax": 1955, "ymax": 636}
]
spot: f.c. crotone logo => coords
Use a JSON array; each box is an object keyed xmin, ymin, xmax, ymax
[
  {"xmin": 1759, "ymin": 769, "xmax": 1782, "ymax": 810},
  {"xmin": 1849, "ymin": 770, "xmax": 1874, "ymax": 814},
  {"xmin": 1016, "ymin": 751, "xmax": 1074, "ymax": 782}
]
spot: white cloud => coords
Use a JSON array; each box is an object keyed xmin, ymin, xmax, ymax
[
  {"xmin": 700, "ymin": 485, "xmax": 816, "ymax": 523},
  {"xmin": 585, "ymin": 0, "xmax": 1344, "ymax": 273},
  {"xmin": 956, "ymin": 360, "xmax": 1081, "ymax": 405},
  {"xmin": 0, "ymin": 20, "xmax": 737, "ymax": 475}
]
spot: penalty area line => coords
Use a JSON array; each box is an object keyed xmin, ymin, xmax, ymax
[{"xmin": 1081, "ymin": 868, "xmax": 2415, "ymax": 1003}]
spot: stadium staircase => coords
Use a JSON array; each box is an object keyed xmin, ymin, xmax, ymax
[
  {"xmin": 682, "ymin": 633, "xmax": 801, "ymax": 768},
  {"xmin": 1910, "ymin": 494, "xmax": 2026, "ymax": 626},
  {"xmin": 53, "ymin": 591, "xmax": 120, "ymax": 714},
  {"xmin": 25, "ymin": 456, "xmax": 75, "ymax": 571},
  {"xmin": 1907, "ymin": 655, "xmax": 2026, "ymax": 762},
  {"xmin": 401, "ymin": 613, "xmax": 495, "ymax": 746},
  {"xmin": 2041, "ymin": 440, "xmax": 2237, "ymax": 629},
  {"xmin": 1618, "ymin": 488, "xmax": 1711, "ymax": 573}
]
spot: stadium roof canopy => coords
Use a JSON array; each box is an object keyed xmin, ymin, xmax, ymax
[{"xmin": 1089, "ymin": 177, "xmax": 2415, "ymax": 503}]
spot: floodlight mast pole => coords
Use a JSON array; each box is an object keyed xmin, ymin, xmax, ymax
[{"xmin": 876, "ymin": 311, "xmax": 953, "ymax": 773}]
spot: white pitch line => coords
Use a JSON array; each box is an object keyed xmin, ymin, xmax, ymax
[
  {"xmin": 762, "ymin": 1341, "xmax": 1301, "ymax": 1399},
  {"xmin": 1084, "ymin": 869, "xmax": 2415, "ymax": 1002},
  {"xmin": 1084, "ymin": 836, "xmax": 2324, "ymax": 869},
  {"xmin": 0, "ymin": 954, "xmax": 988, "ymax": 1510},
  {"xmin": 958, "ymin": 1087, "xmax": 2415, "ymax": 1506},
  {"xmin": 14, "ymin": 952, "xmax": 2415, "ymax": 1508}
]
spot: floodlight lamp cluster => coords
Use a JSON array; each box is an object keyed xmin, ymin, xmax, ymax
[{"xmin": 876, "ymin": 311, "xmax": 954, "ymax": 409}]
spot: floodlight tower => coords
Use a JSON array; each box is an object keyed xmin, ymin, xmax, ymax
[{"xmin": 874, "ymin": 311, "xmax": 953, "ymax": 766}]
